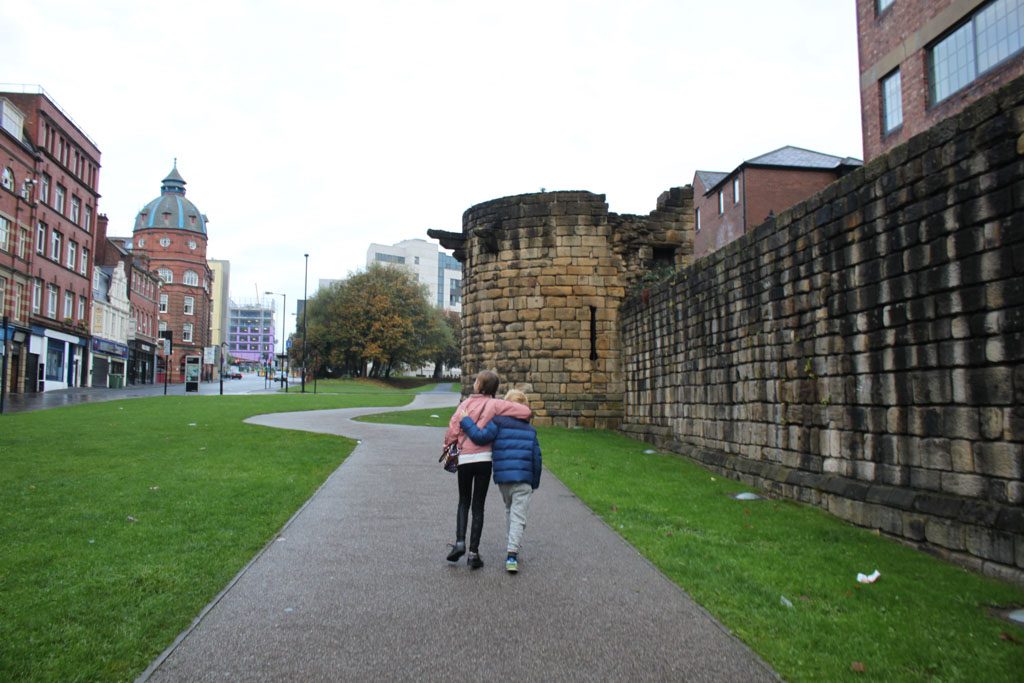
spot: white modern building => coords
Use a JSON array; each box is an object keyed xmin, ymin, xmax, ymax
[{"xmin": 365, "ymin": 238, "xmax": 461, "ymax": 312}]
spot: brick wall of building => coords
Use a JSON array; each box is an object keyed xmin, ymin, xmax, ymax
[
  {"xmin": 620, "ymin": 75, "xmax": 1024, "ymax": 582},
  {"xmin": 857, "ymin": 0, "xmax": 1024, "ymax": 160}
]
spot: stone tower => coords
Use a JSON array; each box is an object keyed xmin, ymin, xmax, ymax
[{"xmin": 430, "ymin": 187, "xmax": 694, "ymax": 428}]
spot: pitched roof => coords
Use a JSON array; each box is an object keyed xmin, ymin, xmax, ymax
[
  {"xmin": 694, "ymin": 171, "xmax": 728, "ymax": 191},
  {"xmin": 745, "ymin": 145, "xmax": 863, "ymax": 170}
]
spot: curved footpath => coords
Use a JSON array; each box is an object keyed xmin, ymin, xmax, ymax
[{"xmin": 140, "ymin": 386, "xmax": 777, "ymax": 682}]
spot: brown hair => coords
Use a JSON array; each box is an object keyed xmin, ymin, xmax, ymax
[{"xmin": 474, "ymin": 370, "xmax": 500, "ymax": 397}]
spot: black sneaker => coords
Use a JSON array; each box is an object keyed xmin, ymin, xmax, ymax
[
  {"xmin": 467, "ymin": 552, "xmax": 484, "ymax": 569},
  {"xmin": 446, "ymin": 541, "xmax": 466, "ymax": 562}
]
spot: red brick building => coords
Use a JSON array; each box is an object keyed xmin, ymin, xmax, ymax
[
  {"xmin": 692, "ymin": 146, "xmax": 861, "ymax": 259},
  {"xmin": 0, "ymin": 87, "xmax": 101, "ymax": 392},
  {"xmin": 131, "ymin": 165, "xmax": 213, "ymax": 382},
  {"xmin": 857, "ymin": 0, "xmax": 1024, "ymax": 161}
]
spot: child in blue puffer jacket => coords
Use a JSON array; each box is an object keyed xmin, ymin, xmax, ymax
[{"xmin": 460, "ymin": 389, "xmax": 541, "ymax": 574}]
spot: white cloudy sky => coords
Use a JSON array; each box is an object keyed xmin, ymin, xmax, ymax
[{"xmin": 3, "ymin": 0, "xmax": 863, "ymax": 317}]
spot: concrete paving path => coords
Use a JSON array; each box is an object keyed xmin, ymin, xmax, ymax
[{"xmin": 140, "ymin": 387, "xmax": 778, "ymax": 682}]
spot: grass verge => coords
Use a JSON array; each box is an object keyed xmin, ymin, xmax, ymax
[
  {"xmin": 0, "ymin": 382, "xmax": 419, "ymax": 682},
  {"xmin": 363, "ymin": 407, "xmax": 1024, "ymax": 682}
]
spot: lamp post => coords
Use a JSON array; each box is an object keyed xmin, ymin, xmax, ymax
[
  {"xmin": 265, "ymin": 291, "xmax": 286, "ymax": 391},
  {"xmin": 301, "ymin": 253, "xmax": 308, "ymax": 394}
]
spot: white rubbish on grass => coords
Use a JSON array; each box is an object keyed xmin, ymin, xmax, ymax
[
  {"xmin": 734, "ymin": 492, "xmax": 761, "ymax": 500},
  {"xmin": 856, "ymin": 569, "xmax": 881, "ymax": 584},
  {"xmin": 430, "ymin": 414, "xmax": 440, "ymax": 418},
  {"xmin": 643, "ymin": 449, "xmax": 657, "ymax": 454},
  {"xmin": 1009, "ymin": 609, "xmax": 1024, "ymax": 624},
  {"xmin": 780, "ymin": 595, "xmax": 794, "ymax": 608}
]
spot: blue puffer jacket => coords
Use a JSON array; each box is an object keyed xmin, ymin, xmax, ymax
[{"xmin": 460, "ymin": 415, "xmax": 541, "ymax": 489}]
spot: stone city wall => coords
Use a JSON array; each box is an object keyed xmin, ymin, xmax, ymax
[
  {"xmin": 619, "ymin": 76, "xmax": 1024, "ymax": 582},
  {"xmin": 457, "ymin": 188, "xmax": 693, "ymax": 428}
]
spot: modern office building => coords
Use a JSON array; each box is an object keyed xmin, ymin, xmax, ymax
[
  {"xmin": 857, "ymin": 0, "xmax": 1024, "ymax": 160},
  {"xmin": 365, "ymin": 238, "xmax": 461, "ymax": 312},
  {"xmin": 208, "ymin": 259, "xmax": 230, "ymax": 348},
  {"xmin": 227, "ymin": 299, "xmax": 276, "ymax": 366}
]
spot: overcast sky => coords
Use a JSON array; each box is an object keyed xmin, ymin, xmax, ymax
[{"xmin": 3, "ymin": 0, "xmax": 863, "ymax": 321}]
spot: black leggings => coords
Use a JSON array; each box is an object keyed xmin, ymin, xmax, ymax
[{"xmin": 456, "ymin": 461, "xmax": 492, "ymax": 552}]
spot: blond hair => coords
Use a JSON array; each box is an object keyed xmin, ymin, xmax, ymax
[{"xmin": 504, "ymin": 389, "xmax": 528, "ymax": 406}]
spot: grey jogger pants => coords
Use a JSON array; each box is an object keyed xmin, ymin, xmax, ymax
[{"xmin": 499, "ymin": 482, "xmax": 533, "ymax": 555}]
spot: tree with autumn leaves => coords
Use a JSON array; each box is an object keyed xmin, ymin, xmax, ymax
[{"xmin": 293, "ymin": 263, "xmax": 460, "ymax": 379}]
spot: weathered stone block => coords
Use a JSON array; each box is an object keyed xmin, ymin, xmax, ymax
[{"xmin": 973, "ymin": 442, "xmax": 1023, "ymax": 478}]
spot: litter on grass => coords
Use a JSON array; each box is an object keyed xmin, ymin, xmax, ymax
[
  {"xmin": 856, "ymin": 569, "xmax": 881, "ymax": 584},
  {"xmin": 430, "ymin": 414, "xmax": 440, "ymax": 418},
  {"xmin": 733, "ymin": 492, "xmax": 761, "ymax": 500},
  {"xmin": 780, "ymin": 595, "xmax": 794, "ymax": 608},
  {"xmin": 1008, "ymin": 609, "xmax": 1024, "ymax": 625},
  {"xmin": 643, "ymin": 449, "xmax": 657, "ymax": 454}
]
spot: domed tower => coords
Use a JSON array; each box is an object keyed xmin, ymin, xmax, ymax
[{"xmin": 132, "ymin": 163, "xmax": 213, "ymax": 382}]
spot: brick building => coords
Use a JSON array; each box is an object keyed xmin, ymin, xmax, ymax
[
  {"xmin": 0, "ymin": 87, "xmax": 101, "ymax": 392},
  {"xmin": 692, "ymin": 146, "xmax": 861, "ymax": 259},
  {"xmin": 131, "ymin": 164, "xmax": 213, "ymax": 382},
  {"xmin": 857, "ymin": 0, "xmax": 1024, "ymax": 161},
  {"xmin": 100, "ymin": 221, "xmax": 161, "ymax": 384}
]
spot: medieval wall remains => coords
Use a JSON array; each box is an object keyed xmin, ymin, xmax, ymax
[
  {"xmin": 458, "ymin": 189, "xmax": 692, "ymax": 428},
  {"xmin": 620, "ymin": 76, "xmax": 1024, "ymax": 582}
]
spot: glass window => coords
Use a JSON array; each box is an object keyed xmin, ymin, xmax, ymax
[
  {"xmin": 47, "ymin": 284, "xmax": 58, "ymax": 318},
  {"xmin": 159, "ymin": 293, "xmax": 168, "ymax": 313},
  {"xmin": 717, "ymin": 191, "xmax": 724, "ymax": 214},
  {"xmin": 50, "ymin": 231, "xmax": 62, "ymax": 261},
  {"xmin": 80, "ymin": 247, "xmax": 89, "ymax": 276},
  {"xmin": 36, "ymin": 221, "xmax": 46, "ymax": 254},
  {"xmin": 63, "ymin": 291, "xmax": 73, "ymax": 319},
  {"xmin": 183, "ymin": 270, "xmax": 199, "ymax": 286},
  {"xmin": 733, "ymin": 177, "xmax": 740, "ymax": 204},
  {"xmin": 0, "ymin": 167, "xmax": 12, "ymax": 190},
  {"xmin": 158, "ymin": 320, "xmax": 167, "ymax": 332},
  {"xmin": 184, "ymin": 295, "xmax": 194, "ymax": 315},
  {"xmin": 882, "ymin": 69, "xmax": 903, "ymax": 133},
  {"xmin": 40, "ymin": 174, "xmax": 50, "ymax": 203},
  {"xmin": 67, "ymin": 241, "xmax": 77, "ymax": 269},
  {"xmin": 0, "ymin": 216, "xmax": 8, "ymax": 252},
  {"xmin": 158, "ymin": 268, "xmax": 173, "ymax": 283},
  {"xmin": 84, "ymin": 206, "xmax": 92, "ymax": 232},
  {"xmin": 877, "ymin": 0, "xmax": 894, "ymax": 13},
  {"xmin": 46, "ymin": 339, "xmax": 64, "ymax": 381},
  {"xmin": 930, "ymin": 0, "xmax": 1024, "ymax": 104},
  {"xmin": 54, "ymin": 185, "xmax": 65, "ymax": 214},
  {"xmin": 18, "ymin": 227, "xmax": 28, "ymax": 258},
  {"xmin": 32, "ymin": 279, "xmax": 41, "ymax": 314},
  {"xmin": 14, "ymin": 282, "xmax": 23, "ymax": 320},
  {"xmin": 0, "ymin": 276, "xmax": 6, "ymax": 317},
  {"xmin": 182, "ymin": 323, "xmax": 193, "ymax": 343},
  {"xmin": 70, "ymin": 196, "xmax": 81, "ymax": 224},
  {"xmin": 78, "ymin": 295, "xmax": 86, "ymax": 320}
]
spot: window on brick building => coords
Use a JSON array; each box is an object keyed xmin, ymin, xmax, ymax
[
  {"xmin": 32, "ymin": 279, "xmax": 41, "ymax": 314},
  {"xmin": 695, "ymin": 207, "xmax": 701, "ymax": 232},
  {"xmin": 717, "ymin": 191, "xmax": 724, "ymax": 214},
  {"xmin": 1, "ymin": 167, "xmax": 12, "ymax": 191},
  {"xmin": 54, "ymin": 184, "xmax": 65, "ymax": 215},
  {"xmin": 40, "ymin": 174, "xmax": 50, "ymax": 204},
  {"xmin": 0, "ymin": 276, "xmax": 6, "ymax": 317},
  {"xmin": 36, "ymin": 221, "xmax": 46, "ymax": 254},
  {"xmin": 184, "ymin": 295, "xmax": 194, "ymax": 315},
  {"xmin": 14, "ymin": 282, "xmax": 23, "ymax": 320},
  {"xmin": 80, "ymin": 247, "xmax": 89, "ymax": 275},
  {"xmin": 78, "ymin": 295, "xmax": 86, "ymax": 320},
  {"xmin": 50, "ymin": 231, "xmax": 62, "ymax": 261},
  {"xmin": 63, "ymin": 291, "xmax": 73, "ymax": 319},
  {"xmin": 47, "ymin": 284, "xmax": 58, "ymax": 319},
  {"xmin": 183, "ymin": 270, "xmax": 199, "ymax": 286},
  {"xmin": 182, "ymin": 323, "xmax": 193, "ymax": 343},
  {"xmin": 733, "ymin": 177, "xmax": 740, "ymax": 204},
  {"xmin": 0, "ymin": 216, "xmax": 9, "ymax": 252},
  {"xmin": 158, "ymin": 268, "xmax": 173, "ymax": 283},
  {"xmin": 159, "ymin": 293, "xmax": 168, "ymax": 313},
  {"xmin": 67, "ymin": 241, "xmax": 77, "ymax": 270},
  {"xmin": 70, "ymin": 196, "xmax": 81, "ymax": 224},
  {"xmin": 881, "ymin": 69, "xmax": 903, "ymax": 133},
  {"xmin": 876, "ymin": 0, "xmax": 894, "ymax": 14},
  {"xmin": 930, "ymin": 0, "xmax": 1024, "ymax": 104}
]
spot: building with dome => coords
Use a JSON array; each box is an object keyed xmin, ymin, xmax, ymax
[{"xmin": 131, "ymin": 164, "xmax": 213, "ymax": 382}]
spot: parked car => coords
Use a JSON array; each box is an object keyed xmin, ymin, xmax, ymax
[{"xmin": 227, "ymin": 366, "xmax": 243, "ymax": 380}]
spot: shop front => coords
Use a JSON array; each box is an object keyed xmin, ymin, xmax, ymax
[
  {"xmin": 90, "ymin": 337, "xmax": 129, "ymax": 388},
  {"xmin": 28, "ymin": 327, "xmax": 87, "ymax": 391},
  {"xmin": 128, "ymin": 339, "xmax": 156, "ymax": 384}
]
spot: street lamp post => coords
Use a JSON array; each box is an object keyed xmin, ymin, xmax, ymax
[
  {"xmin": 265, "ymin": 291, "xmax": 286, "ymax": 391},
  {"xmin": 302, "ymin": 253, "xmax": 308, "ymax": 394}
]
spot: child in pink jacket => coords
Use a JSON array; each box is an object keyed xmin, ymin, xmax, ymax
[{"xmin": 444, "ymin": 370, "xmax": 531, "ymax": 568}]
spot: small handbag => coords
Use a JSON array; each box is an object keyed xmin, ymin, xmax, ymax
[{"xmin": 439, "ymin": 441, "xmax": 460, "ymax": 473}]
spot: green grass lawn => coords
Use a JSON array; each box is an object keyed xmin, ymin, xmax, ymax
[
  {"xmin": 0, "ymin": 382, "xmax": 420, "ymax": 682},
  {"xmin": 360, "ymin": 407, "xmax": 1024, "ymax": 682}
]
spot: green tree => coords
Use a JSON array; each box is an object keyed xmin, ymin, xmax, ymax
[{"xmin": 298, "ymin": 264, "xmax": 440, "ymax": 378}]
